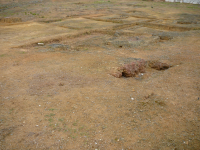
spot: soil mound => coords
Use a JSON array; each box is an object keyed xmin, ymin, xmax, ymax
[{"xmin": 111, "ymin": 59, "xmax": 146, "ymax": 78}]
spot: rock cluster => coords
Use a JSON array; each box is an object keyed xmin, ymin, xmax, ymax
[
  {"xmin": 111, "ymin": 59, "xmax": 171, "ymax": 78},
  {"xmin": 112, "ymin": 59, "xmax": 146, "ymax": 78}
]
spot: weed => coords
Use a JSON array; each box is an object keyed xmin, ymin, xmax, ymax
[
  {"xmin": 70, "ymin": 134, "xmax": 76, "ymax": 139},
  {"xmin": 80, "ymin": 132, "xmax": 88, "ymax": 136},
  {"xmin": 45, "ymin": 113, "xmax": 55, "ymax": 119},
  {"xmin": 48, "ymin": 118, "xmax": 53, "ymax": 122},
  {"xmin": 49, "ymin": 108, "xmax": 56, "ymax": 111},
  {"xmin": 0, "ymin": 54, "xmax": 7, "ymax": 57},
  {"xmin": 50, "ymin": 113, "xmax": 55, "ymax": 117},
  {"xmin": 73, "ymin": 122, "xmax": 77, "ymax": 126},
  {"xmin": 74, "ymin": 129, "xmax": 77, "ymax": 133},
  {"xmin": 30, "ymin": 12, "xmax": 37, "ymax": 15},
  {"xmin": 19, "ymin": 52, "xmax": 26, "ymax": 54},
  {"xmin": 58, "ymin": 118, "xmax": 64, "ymax": 122},
  {"xmin": 9, "ymin": 108, "xmax": 14, "ymax": 114},
  {"xmin": 187, "ymin": 6, "xmax": 200, "ymax": 9},
  {"xmin": 95, "ymin": 0, "xmax": 106, "ymax": 3},
  {"xmin": 79, "ymin": 126, "xmax": 84, "ymax": 130},
  {"xmin": 80, "ymin": 132, "xmax": 84, "ymax": 136}
]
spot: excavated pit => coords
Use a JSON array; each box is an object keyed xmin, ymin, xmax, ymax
[
  {"xmin": 111, "ymin": 59, "xmax": 171, "ymax": 78},
  {"xmin": 0, "ymin": 1, "xmax": 200, "ymax": 150}
]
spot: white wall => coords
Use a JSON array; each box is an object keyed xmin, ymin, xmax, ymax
[
  {"xmin": 165, "ymin": 0, "xmax": 200, "ymax": 4},
  {"xmin": 182, "ymin": 0, "xmax": 200, "ymax": 4}
]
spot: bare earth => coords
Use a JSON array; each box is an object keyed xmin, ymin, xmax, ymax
[{"xmin": 0, "ymin": 0, "xmax": 200, "ymax": 149}]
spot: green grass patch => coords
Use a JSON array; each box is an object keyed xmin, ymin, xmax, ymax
[
  {"xmin": 94, "ymin": 0, "xmax": 109, "ymax": 3},
  {"xmin": 0, "ymin": 54, "xmax": 7, "ymax": 57},
  {"xmin": 30, "ymin": 12, "xmax": 38, "ymax": 15},
  {"xmin": 58, "ymin": 118, "xmax": 64, "ymax": 122},
  {"xmin": 49, "ymin": 108, "xmax": 56, "ymax": 111},
  {"xmin": 187, "ymin": 5, "xmax": 200, "ymax": 9},
  {"xmin": 73, "ymin": 122, "xmax": 77, "ymax": 126},
  {"xmin": 48, "ymin": 118, "xmax": 53, "ymax": 122},
  {"xmin": 19, "ymin": 51, "xmax": 26, "ymax": 54}
]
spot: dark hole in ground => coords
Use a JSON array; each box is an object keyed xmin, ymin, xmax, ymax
[{"xmin": 122, "ymin": 71, "xmax": 127, "ymax": 77}]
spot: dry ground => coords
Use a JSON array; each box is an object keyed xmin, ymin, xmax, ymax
[{"xmin": 0, "ymin": 0, "xmax": 200, "ymax": 149}]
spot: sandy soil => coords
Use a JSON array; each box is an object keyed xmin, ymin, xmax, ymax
[{"xmin": 0, "ymin": 0, "xmax": 200, "ymax": 149}]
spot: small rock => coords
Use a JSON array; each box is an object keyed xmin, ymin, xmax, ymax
[{"xmin": 38, "ymin": 43, "xmax": 44, "ymax": 46}]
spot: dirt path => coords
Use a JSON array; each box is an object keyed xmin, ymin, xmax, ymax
[{"xmin": 0, "ymin": 0, "xmax": 200, "ymax": 149}]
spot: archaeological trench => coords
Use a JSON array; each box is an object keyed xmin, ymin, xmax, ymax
[{"xmin": 0, "ymin": 0, "xmax": 200, "ymax": 149}]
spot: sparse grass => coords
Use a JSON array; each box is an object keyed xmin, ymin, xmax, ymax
[
  {"xmin": 193, "ymin": 28, "xmax": 200, "ymax": 30},
  {"xmin": 49, "ymin": 108, "xmax": 56, "ymax": 111},
  {"xmin": 9, "ymin": 108, "xmax": 14, "ymax": 114},
  {"xmin": 48, "ymin": 118, "xmax": 53, "ymax": 122},
  {"xmin": 73, "ymin": 129, "xmax": 77, "ymax": 133},
  {"xmin": 58, "ymin": 118, "xmax": 64, "ymax": 122},
  {"xmin": 45, "ymin": 113, "xmax": 55, "ymax": 118},
  {"xmin": 94, "ymin": 0, "xmax": 108, "ymax": 3},
  {"xmin": 73, "ymin": 122, "xmax": 77, "ymax": 126},
  {"xmin": 0, "ymin": 0, "xmax": 199, "ymax": 149},
  {"xmin": 187, "ymin": 5, "xmax": 200, "ymax": 9},
  {"xmin": 30, "ymin": 12, "xmax": 36, "ymax": 15},
  {"xmin": 70, "ymin": 134, "xmax": 76, "ymax": 139},
  {"xmin": 50, "ymin": 113, "xmax": 55, "ymax": 117},
  {"xmin": 0, "ymin": 54, "xmax": 7, "ymax": 57},
  {"xmin": 19, "ymin": 51, "xmax": 26, "ymax": 54},
  {"xmin": 44, "ymin": 115, "xmax": 89, "ymax": 140},
  {"xmin": 79, "ymin": 126, "xmax": 84, "ymax": 130}
]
